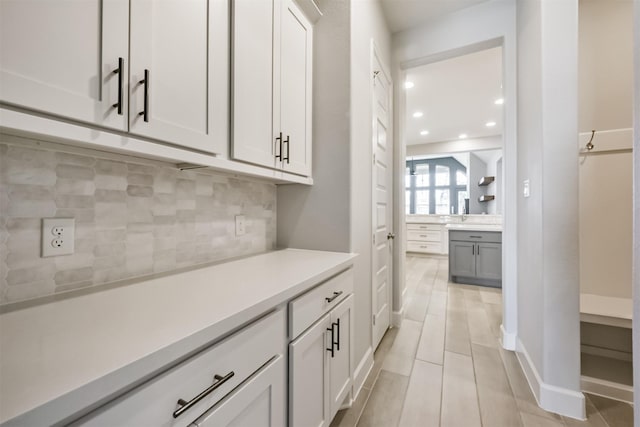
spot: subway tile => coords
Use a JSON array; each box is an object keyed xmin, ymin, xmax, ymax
[
  {"xmin": 94, "ymin": 175, "xmax": 127, "ymax": 191},
  {"xmin": 95, "ymin": 189, "xmax": 127, "ymax": 203},
  {"xmin": 126, "ymin": 185, "xmax": 153, "ymax": 198},
  {"xmin": 95, "ymin": 159, "xmax": 128, "ymax": 176},
  {"xmin": 54, "ymin": 194, "xmax": 94, "ymax": 209},
  {"xmin": 127, "ymin": 173, "xmax": 154, "ymax": 186},
  {"xmin": 55, "ymin": 152, "xmax": 95, "ymax": 167},
  {"xmin": 55, "ymin": 178, "xmax": 96, "ymax": 195},
  {"xmin": 56, "ymin": 164, "xmax": 95, "ymax": 180},
  {"xmin": 0, "ymin": 141, "xmax": 275, "ymax": 304},
  {"xmin": 54, "ymin": 267, "xmax": 93, "ymax": 286}
]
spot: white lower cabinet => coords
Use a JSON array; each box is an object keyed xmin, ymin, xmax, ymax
[
  {"xmin": 289, "ymin": 271, "xmax": 354, "ymax": 427},
  {"xmin": 72, "ymin": 310, "xmax": 285, "ymax": 427},
  {"xmin": 191, "ymin": 355, "xmax": 285, "ymax": 427}
]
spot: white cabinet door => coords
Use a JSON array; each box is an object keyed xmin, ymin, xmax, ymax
[
  {"xmin": 193, "ymin": 356, "xmax": 285, "ymax": 427},
  {"xmin": 231, "ymin": 0, "xmax": 278, "ymax": 168},
  {"xmin": 329, "ymin": 295, "xmax": 353, "ymax": 420},
  {"xmin": 279, "ymin": 0, "xmax": 312, "ymax": 176},
  {"xmin": 0, "ymin": 0, "xmax": 129, "ymax": 131},
  {"xmin": 289, "ymin": 313, "xmax": 331, "ymax": 427},
  {"xmin": 129, "ymin": 0, "xmax": 227, "ymax": 154}
]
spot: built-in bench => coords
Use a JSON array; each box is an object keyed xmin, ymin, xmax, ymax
[{"xmin": 579, "ymin": 293, "xmax": 633, "ymax": 403}]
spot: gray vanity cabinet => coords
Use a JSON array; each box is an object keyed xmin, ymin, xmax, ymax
[{"xmin": 449, "ymin": 231, "xmax": 502, "ymax": 287}]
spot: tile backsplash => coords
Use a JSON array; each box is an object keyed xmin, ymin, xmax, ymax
[{"xmin": 0, "ymin": 137, "xmax": 276, "ymax": 304}]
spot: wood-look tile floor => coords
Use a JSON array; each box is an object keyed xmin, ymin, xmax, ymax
[{"xmin": 330, "ymin": 255, "xmax": 634, "ymax": 427}]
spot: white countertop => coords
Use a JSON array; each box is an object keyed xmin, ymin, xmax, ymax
[
  {"xmin": 0, "ymin": 249, "xmax": 356, "ymax": 424},
  {"xmin": 445, "ymin": 224, "xmax": 503, "ymax": 232}
]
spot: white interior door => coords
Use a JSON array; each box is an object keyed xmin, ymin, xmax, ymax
[{"xmin": 371, "ymin": 46, "xmax": 393, "ymax": 350}]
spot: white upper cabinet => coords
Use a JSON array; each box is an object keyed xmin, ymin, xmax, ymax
[
  {"xmin": 0, "ymin": 0, "xmax": 129, "ymax": 131},
  {"xmin": 129, "ymin": 0, "xmax": 227, "ymax": 154},
  {"xmin": 231, "ymin": 0, "xmax": 278, "ymax": 168},
  {"xmin": 0, "ymin": 0, "xmax": 227, "ymax": 155},
  {"xmin": 279, "ymin": 0, "xmax": 312, "ymax": 176},
  {"xmin": 232, "ymin": 0, "xmax": 313, "ymax": 177}
]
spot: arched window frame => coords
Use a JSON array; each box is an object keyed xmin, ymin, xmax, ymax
[{"xmin": 406, "ymin": 157, "xmax": 468, "ymax": 215}]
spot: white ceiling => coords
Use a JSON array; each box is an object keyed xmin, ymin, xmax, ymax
[
  {"xmin": 404, "ymin": 46, "xmax": 503, "ymax": 146},
  {"xmin": 380, "ymin": 0, "xmax": 490, "ymax": 33}
]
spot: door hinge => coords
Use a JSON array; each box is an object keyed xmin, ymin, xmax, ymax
[
  {"xmin": 373, "ymin": 153, "xmax": 376, "ymax": 164},
  {"xmin": 373, "ymin": 314, "xmax": 376, "ymax": 325},
  {"xmin": 373, "ymin": 233, "xmax": 375, "ymax": 244}
]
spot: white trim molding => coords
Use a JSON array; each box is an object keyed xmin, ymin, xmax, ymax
[
  {"xmin": 500, "ymin": 324, "xmax": 517, "ymax": 350},
  {"xmin": 516, "ymin": 339, "xmax": 586, "ymax": 420},
  {"xmin": 352, "ymin": 346, "xmax": 374, "ymax": 400},
  {"xmin": 581, "ymin": 376, "xmax": 633, "ymax": 405},
  {"xmin": 392, "ymin": 306, "xmax": 404, "ymax": 327}
]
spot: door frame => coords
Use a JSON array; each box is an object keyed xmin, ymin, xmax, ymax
[
  {"xmin": 370, "ymin": 40, "xmax": 393, "ymax": 348},
  {"xmin": 393, "ymin": 35, "xmax": 518, "ymax": 350}
]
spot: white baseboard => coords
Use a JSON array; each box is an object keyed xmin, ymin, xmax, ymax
[
  {"xmin": 500, "ymin": 325, "xmax": 517, "ymax": 350},
  {"xmin": 392, "ymin": 307, "xmax": 404, "ymax": 327},
  {"xmin": 516, "ymin": 339, "xmax": 586, "ymax": 420},
  {"xmin": 581, "ymin": 375, "xmax": 634, "ymax": 404},
  {"xmin": 352, "ymin": 347, "xmax": 374, "ymax": 399}
]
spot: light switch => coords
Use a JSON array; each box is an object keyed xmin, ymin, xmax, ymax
[
  {"xmin": 523, "ymin": 179, "xmax": 530, "ymax": 198},
  {"xmin": 235, "ymin": 215, "xmax": 246, "ymax": 236}
]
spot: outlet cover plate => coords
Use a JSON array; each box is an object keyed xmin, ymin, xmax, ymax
[
  {"xmin": 42, "ymin": 218, "xmax": 75, "ymax": 257},
  {"xmin": 235, "ymin": 215, "xmax": 246, "ymax": 236}
]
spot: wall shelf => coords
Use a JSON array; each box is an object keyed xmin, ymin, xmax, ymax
[
  {"xmin": 478, "ymin": 195, "xmax": 495, "ymax": 202},
  {"xmin": 478, "ymin": 176, "xmax": 495, "ymax": 186}
]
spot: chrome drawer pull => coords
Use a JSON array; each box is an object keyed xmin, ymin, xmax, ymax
[
  {"xmin": 325, "ymin": 291, "xmax": 343, "ymax": 303},
  {"xmin": 173, "ymin": 371, "xmax": 235, "ymax": 418}
]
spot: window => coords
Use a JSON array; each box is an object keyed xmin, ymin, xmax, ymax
[{"xmin": 406, "ymin": 157, "xmax": 467, "ymax": 215}]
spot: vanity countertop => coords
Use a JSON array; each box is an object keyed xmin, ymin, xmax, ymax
[
  {"xmin": 0, "ymin": 248, "xmax": 357, "ymax": 425},
  {"xmin": 445, "ymin": 224, "xmax": 503, "ymax": 232}
]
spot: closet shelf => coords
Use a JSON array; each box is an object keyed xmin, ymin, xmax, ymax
[{"xmin": 478, "ymin": 176, "xmax": 495, "ymax": 186}]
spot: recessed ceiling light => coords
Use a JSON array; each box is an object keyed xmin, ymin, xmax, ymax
[
  {"xmin": 413, "ymin": 111, "xmax": 423, "ymax": 118},
  {"xmin": 494, "ymin": 98, "xmax": 504, "ymax": 105},
  {"xmin": 486, "ymin": 121, "xmax": 496, "ymax": 127},
  {"xmin": 420, "ymin": 130, "xmax": 429, "ymax": 136},
  {"xmin": 404, "ymin": 81, "xmax": 415, "ymax": 89},
  {"xmin": 459, "ymin": 133, "xmax": 468, "ymax": 139}
]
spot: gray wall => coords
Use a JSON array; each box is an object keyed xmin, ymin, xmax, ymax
[
  {"xmin": 468, "ymin": 152, "xmax": 487, "ymax": 214},
  {"xmin": 516, "ymin": 0, "xmax": 582, "ymax": 415},
  {"xmin": 276, "ymin": 0, "xmax": 351, "ymax": 253},
  {"xmin": 0, "ymin": 135, "xmax": 276, "ymax": 305}
]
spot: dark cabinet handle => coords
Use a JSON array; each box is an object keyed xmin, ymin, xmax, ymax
[
  {"xmin": 325, "ymin": 291, "xmax": 343, "ymax": 303},
  {"xmin": 477, "ymin": 244, "xmax": 480, "ymax": 255},
  {"xmin": 275, "ymin": 132, "xmax": 283, "ymax": 160},
  {"xmin": 112, "ymin": 57, "xmax": 124, "ymax": 115},
  {"xmin": 283, "ymin": 135, "xmax": 290, "ymax": 163},
  {"xmin": 327, "ymin": 324, "xmax": 335, "ymax": 358},
  {"xmin": 335, "ymin": 318, "xmax": 340, "ymax": 351},
  {"xmin": 472, "ymin": 245, "xmax": 475, "ymax": 255},
  {"xmin": 139, "ymin": 69, "xmax": 149, "ymax": 122},
  {"xmin": 173, "ymin": 371, "xmax": 234, "ymax": 418}
]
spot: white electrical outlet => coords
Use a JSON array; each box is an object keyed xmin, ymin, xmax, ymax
[
  {"xmin": 42, "ymin": 218, "xmax": 75, "ymax": 257},
  {"xmin": 235, "ymin": 215, "xmax": 246, "ymax": 236}
]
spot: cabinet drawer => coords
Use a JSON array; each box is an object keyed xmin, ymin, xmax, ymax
[
  {"xmin": 407, "ymin": 241, "xmax": 441, "ymax": 253},
  {"xmin": 448, "ymin": 230, "xmax": 502, "ymax": 243},
  {"xmin": 407, "ymin": 223, "xmax": 441, "ymax": 232},
  {"xmin": 407, "ymin": 230, "xmax": 441, "ymax": 242},
  {"xmin": 75, "ymin": 310, "xmax": 285, "ymax": 426},
  {"xmin": 289, "ymin": 269, "xmax": 353, "ymax": 339}
]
